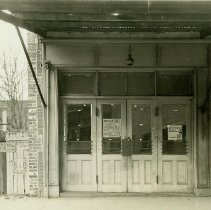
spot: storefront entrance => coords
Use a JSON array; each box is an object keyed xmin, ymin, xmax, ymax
[{"xmin": 61, "ymin": 99, "xmax": 192, "ymax": 193}]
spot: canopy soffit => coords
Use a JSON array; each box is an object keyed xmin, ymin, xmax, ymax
[{"xmin": 1, "ymin": 0, "xmax": 211, "ymax": 38}]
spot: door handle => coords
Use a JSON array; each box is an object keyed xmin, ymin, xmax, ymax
[{"xmin": 122, "ymin": 137, "xmax": 132, "ymax": 156}]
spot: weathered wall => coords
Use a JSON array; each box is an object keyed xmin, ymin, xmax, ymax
[
  {"xmin": 27, "ymin": 33, "xmax": 44, "ymax": 196},
  {"xmin": 6, "ymin": 132, "xmax": 29, "ymax": 195}
]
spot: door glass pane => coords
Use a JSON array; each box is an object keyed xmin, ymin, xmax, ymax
[
  {"xmin": 162, "ymin": 104, "xmax": 187, "ymax": 155},
  {"xmin": 131, "ymin": 104, "xmax": 152, "ymax": 154},
  {"xmin": 66, "ymin": 104, "xmax": 91, "ymax": 154},
  {"xmin": 102, "ymin": 104, "xmax": 122, "ymax": 154}
]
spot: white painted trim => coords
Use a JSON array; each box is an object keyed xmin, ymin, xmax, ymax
[
  {"xmin": 42, "ymin": 39, "xmax": 211, "ymax": 45},
  {"xmin": 56, "ymin": 66, "xmax": 207, "ymax": 72}
]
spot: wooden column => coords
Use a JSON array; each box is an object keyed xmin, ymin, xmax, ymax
[
  {"xmin": 197, "ymin": 69, "xmax": 209, "ymax": 188},
  {"xmin": 209, "ymin": 45, "xmax": 211, "ymax": 190},
  {"xmin": 47, "ymin": 67, "xmax": 59, "ymax": 197},
  {"xmin": 195, "ymin": 46, "xmax": 211, "ymax": 195}
]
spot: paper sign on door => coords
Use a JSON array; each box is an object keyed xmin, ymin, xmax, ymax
[
  {"xmin": 167, "ymin": 125, "xmax": 183, "ymax": 141},
  {"xmin": 103, "ymin": 119, "xmax": 121, "ymax": 138}
]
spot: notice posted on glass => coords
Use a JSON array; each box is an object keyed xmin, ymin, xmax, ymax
[
  {"xmin": 167, "ymin": 125, "xmax": 183, "ymax": 141},
  {"xmin": 103, "ymin": 119, "xmax": 121, "ymax": 138}
]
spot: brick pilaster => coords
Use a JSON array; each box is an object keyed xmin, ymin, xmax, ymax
[{"xmin": 27, "ymin": 33, "xmax": 44, "ymax": 196}]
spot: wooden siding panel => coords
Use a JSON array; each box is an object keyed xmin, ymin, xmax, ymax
[
  {"xmin": 46, "ymin": 45, "xmax": 95, "ymax": 66},
  {"xmin": 160, "ymin": 46, "xmax": 207, "ymax": 66},
  {"xmin": 98, "ymin": 46, "xmax": 156, "ymax": 67}
]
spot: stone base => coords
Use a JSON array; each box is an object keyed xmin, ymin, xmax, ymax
[
  {"xmin": 195, "ymin": 188, "xmax": 211, "ymax": 196},
  {"xmin": 48, "ymin": 185, "xmax": 60, "ymax": 197}
]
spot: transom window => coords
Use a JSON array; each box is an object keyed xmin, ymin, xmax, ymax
[{"xmin": 59, "ymin": 71, "xmax": 193, "ymax": 96}]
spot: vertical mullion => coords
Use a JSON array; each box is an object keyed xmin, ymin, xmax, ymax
[
  {"xmin": 125, "ymin": 73, "xmax": 128, "ymax": 96},
  {"xmin": 95, "ymin": 71, "xmax": 99, "ymax": 96},
  {"xmin": 155, "ymin": 71, "xmax": 157, "ymax": 97}
]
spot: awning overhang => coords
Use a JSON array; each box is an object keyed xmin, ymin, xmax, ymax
[{"xmin": 1, "ymin": 0, "xmax": 211, "ymax": 38}]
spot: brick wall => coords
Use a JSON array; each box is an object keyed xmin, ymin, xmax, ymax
[{"xmin": 27, "ymin": 33, "xmax": 44, "ymax": 196}]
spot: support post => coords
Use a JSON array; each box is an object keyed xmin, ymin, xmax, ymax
[{"xmin": 15, "ymin": 26, "xmax": 47, "ymax": 108}]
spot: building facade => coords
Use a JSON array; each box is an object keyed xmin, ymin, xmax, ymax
[
  {"xmin": 0, "ymin": 0, "xmax": 211, "ymax": 198},
  {"xmin": 26, "ymin": 33, "xmax": 211, "ymax": 197}
]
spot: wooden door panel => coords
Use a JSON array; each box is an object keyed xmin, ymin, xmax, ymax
[
  {"xmin": 61, "ymin": 100, "xmax": 97, "ymax": 192},
  {"xmin": 97, "ymin": 100, "xmax": 127, "ymax": 192},
  {"xmin": 128, "ymin": 156, "xmax": 154, "ymax": 192},
  {"xmin": 101, "ymin": 159, "xmax": 122, "ymax": 185},
  {"xmin": 158, "ymin": 100, "xmax": 192, "ymax": 193},
  {"xmin": 127, "ymin": 100, "xmax": 157, "ymax": 192},
  {"xmin": 100, "ymin": 158, "xmax": 127, "ymax": 192},
  {"xmin": 161, "ymin": 157, "xmax": 188, "ymax": 187},
  {"xmin": 177, "ymin": 160, "xmax": 188, "ymax": 185},
  {"xmin": 64, "ymin": 155, "xmax": 94, "ymax": 191}
]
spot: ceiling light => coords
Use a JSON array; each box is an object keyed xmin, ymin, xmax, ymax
[
  {"xmin": 1, "ymin": 10, "xmax": 12, "ymax": 15},
  {"xmin": 112, "ymin": 12, "xmax": 119, "ymax": 16}
]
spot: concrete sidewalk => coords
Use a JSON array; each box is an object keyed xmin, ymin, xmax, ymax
[{"xmin": 1, "ymin": 196, "xmax": 211, "ymax": 210}]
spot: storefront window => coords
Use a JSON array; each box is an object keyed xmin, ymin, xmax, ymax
[
  {"xmin": 127, "ymin": 73, "xmax": 155, "ymax": 96},
  {"xmin": 59, "ymin": 71, "xmax": 193, "ymax": 97},
  {"xmin": 162, "ymin": 104, "xmax": 187, "ymax": 155},
  {"xmin": 102, "ymin": 104, "xmax": 122, "ymax": 154},
  {"xmin": 59, "ymin": 73, "xmax": 95, "ymax": 95},
  {"xmin": 157, "ymin": 72, "xmax": 193, "ymax": 96},
  {"xmin": 99, "ymin": 74, "xmax": 126, "ymax": 96},
  {"xmin": 66, "ymin": 104, "xmax": 92, "ymax": 154},
  {"xmin": 131, "ymin": 104, "xmax": 152, "ymax": 154}
]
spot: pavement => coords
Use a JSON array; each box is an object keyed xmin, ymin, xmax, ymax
[{"xmin": 1, "ymin": 195, "xmax": 211, "ymax": 210}]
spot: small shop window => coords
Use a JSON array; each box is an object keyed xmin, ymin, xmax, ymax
[
  {"xmin": 157, "ymin": 72, "xmax": 193, "ymax": 96},
  {"xmin": 127, "ymin": 73, "xmax": 155, "ymax": 96},
  {"xmin": 162, "ymin": 104, "xmax": 187, "ymax": 155},
  {"xmin": 66, "ymin": 104, "xmax": 92, "ymax": 154},
  {"xmin": 131, "ymin": 104, "xmax": 152, "ymax": 154},
  {"xmin": 59, "ymin": 73, "xmax": 95, "ymax": 95},
  {"xmin": 102, "ymin": 104, "xmax": 122, "ymax": 154},
  {"xmin": 99, "ymin": 73, "xmax": 126, "ymax": 96}
]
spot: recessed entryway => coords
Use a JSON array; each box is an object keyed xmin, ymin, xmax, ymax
[{"xmin": 60, "ymin": 98, "xmax": 192, "ymax": 193}]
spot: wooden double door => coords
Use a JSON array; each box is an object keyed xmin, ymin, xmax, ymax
[{"xmin": 61, "ymin": 99, "xmax": 192, "ymax": 193}]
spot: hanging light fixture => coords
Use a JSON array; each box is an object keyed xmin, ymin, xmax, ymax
[{"xmin": 126, "ymin": 46, "xmax": 134, "ymax": 66}]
